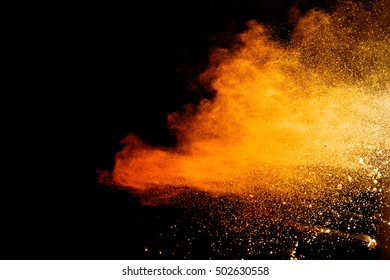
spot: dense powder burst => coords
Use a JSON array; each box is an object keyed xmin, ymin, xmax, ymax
[
  {"xmin": 105, "ymin": 0, "xmax": 390, "ymax": 258},
  {"xmin": 112, "ymin": 0, "xmax": 389, "ymax": 193}
]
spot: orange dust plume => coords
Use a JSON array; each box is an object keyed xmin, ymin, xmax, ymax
[{"xmin": 109, "ymin": 0, "xmax": 389, "ymax": 194}]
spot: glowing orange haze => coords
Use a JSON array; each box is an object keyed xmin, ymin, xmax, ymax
[{"xmin": 111, "ymin": 1, "xmax": 389, "ymax": 193}]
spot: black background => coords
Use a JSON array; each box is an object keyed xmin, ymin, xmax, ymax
[{"xmin": 5, "ymin": 0, "xmax": 387, "ymax": 260}]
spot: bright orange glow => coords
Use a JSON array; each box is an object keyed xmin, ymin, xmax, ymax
[{"xmin": 109, "ymin": 1, "xmax": 389, "ymax": 195}]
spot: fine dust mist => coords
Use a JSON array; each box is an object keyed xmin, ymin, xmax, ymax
[{"xmin": 109, "ymin": 0, "xmax": 389, "ymax": 195}]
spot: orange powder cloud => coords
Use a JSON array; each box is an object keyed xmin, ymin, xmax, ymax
[{"xmin": 110, "ymin": 1, "xmax": 389, "ymax": 194}]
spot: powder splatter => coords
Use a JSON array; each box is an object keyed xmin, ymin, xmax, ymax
[
  {"xmin": 111, "ymin": 1, "xmax": 389, "ymax": 194},
  {"xmin": 103, "ymin": 0, "xmax": 390, "ymax": 258}
]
